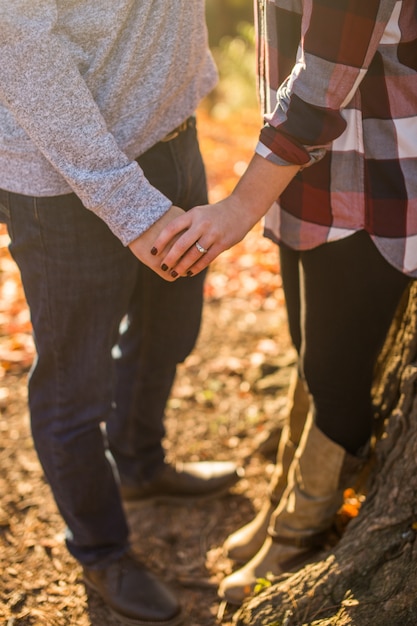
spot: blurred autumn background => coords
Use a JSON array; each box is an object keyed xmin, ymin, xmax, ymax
[{"xmin": 0, "ymin": 2, "xmax": 299, "ymax": 625}]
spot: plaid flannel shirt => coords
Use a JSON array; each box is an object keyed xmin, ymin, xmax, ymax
[{"xmin": 258, "ymin": 0, "xmax": 417, "ymax": 277}]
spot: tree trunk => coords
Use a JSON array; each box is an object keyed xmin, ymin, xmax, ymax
[{"xmin": 235, "ymin": 283, "xmax": 417, "ymax": 626}]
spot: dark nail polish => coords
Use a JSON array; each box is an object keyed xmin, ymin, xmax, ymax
[
  {"xmin": 161, "ymin": 263, "xmax": 168, "ymax": 271},
  {"xmin": 171, "ymin": 270, "xmax": 178, "ymax": 278},
  {"xmin": 151, "ymin": 247, "xmax": 157, "ymax": 256},
  {"xmin": 186, "ymin": 270, "xmax": 193, "ymax": 277}
]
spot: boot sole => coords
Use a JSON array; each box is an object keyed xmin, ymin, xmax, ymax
[{"xmin": 219, "ymin": 547, "xmax": 323, "ymax": 606}]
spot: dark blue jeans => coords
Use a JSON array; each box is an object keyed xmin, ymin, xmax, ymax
[{"xmin": 0, "ymin": 118, "xmax": 208, "ymax": 566}]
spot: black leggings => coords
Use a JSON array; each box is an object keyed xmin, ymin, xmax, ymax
[{"xmin": 279, "ymin": 231, "xmax": 411, "ymax": 455}]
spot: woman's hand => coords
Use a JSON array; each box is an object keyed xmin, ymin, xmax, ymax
[{"xmin": 151, "ymin": 194, "xmax": 258, "ymax": 278}]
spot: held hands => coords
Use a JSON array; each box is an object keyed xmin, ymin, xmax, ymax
[
  {"xmin": 132, "ymin": 155, "xmax": 301, "ymax": 281},
  {"xmin": 150, "ymin": 195, "xmax": 257, "ymax": 279},
  {"xmin": 150, "ymin": 155, "xmax": 300, "ymax": 280}
]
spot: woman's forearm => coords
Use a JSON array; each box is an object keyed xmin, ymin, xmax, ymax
[{"xmin": 230, "ymin": 154, "xmax": 300, "ymax": 224}]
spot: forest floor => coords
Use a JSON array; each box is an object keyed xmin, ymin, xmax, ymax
[{"xmin": 0, "ymin": 109, "xmax": 297, "ymax": 626}]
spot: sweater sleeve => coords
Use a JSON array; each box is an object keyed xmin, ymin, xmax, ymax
[
  {"xmin": 0, "ymin": 1, "xmax": 171, "ymax": 245},
  {"xmin": 256, "ymin": 0, "xmax": 398, "ymax": 168}
]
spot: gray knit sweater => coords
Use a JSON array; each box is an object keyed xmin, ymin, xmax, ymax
[{"xmin": 0, "ymin": 1, "xmax": 218, "ymax": 245}]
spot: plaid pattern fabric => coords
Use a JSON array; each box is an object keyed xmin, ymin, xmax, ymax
[{"xmin": 258, "ymin": 0, "xmax": 417, "ymax": 276}]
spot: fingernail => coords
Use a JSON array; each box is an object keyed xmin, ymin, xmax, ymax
[
  {"xmin": 186, "ymin": 270, "xmax": 193, "ymax": 277},
  {"xmin": 161, "ymin": 263, "xmax": 168, "ymax": 271},
  {"xmin": 151, "ymin": 247, "xmax": 157, "ymax": 256},
  {"xmin": 171, "ymin": 270, "xmax": 178, "ymax": 278}
]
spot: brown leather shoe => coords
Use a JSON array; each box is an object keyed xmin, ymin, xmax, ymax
[
  {"xmin": 83, "ymin": 551, "xmax": 183, "ymax": 625},
  {"xmin": 120, "ymin": 461, "xmax": 244, "ymax": 503}
]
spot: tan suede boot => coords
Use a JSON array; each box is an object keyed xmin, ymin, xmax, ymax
[
  {"xmin": 223, "ymin": 369, "xmax": 309, "ymax": 562},
  {"xmin": 219, "ymin": 419, "xmax": 366, "ymax": 605}
]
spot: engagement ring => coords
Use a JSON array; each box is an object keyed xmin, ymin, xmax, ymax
[{"xmin": 195, "ymin": 241, "xmax": 208, "ymax": 254}]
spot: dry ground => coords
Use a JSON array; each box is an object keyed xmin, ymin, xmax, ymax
[{"xmin": 0, "ymin": 236, "xmax": 295, "ymax": 626}]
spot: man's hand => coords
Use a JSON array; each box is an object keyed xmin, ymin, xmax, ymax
[{"xmin": 128, "ymin": 205, "xmax": 185, "ymax": 281}]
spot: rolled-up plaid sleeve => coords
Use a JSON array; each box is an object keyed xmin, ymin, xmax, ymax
[{"xmin": 256, "ymin": 0, "xmax": 398, "ymax": 167}]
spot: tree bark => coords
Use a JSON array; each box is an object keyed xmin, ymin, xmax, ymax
[{"xmin": 235, "ymin": 283, "xmax": 417, "ymax": 626}]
